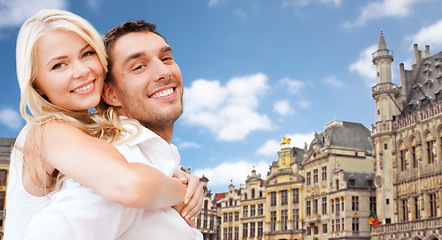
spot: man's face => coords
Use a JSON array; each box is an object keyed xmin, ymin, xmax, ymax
[{"xmin": 104, "ymin": 32, "xmax": 183, "ymax": 132}]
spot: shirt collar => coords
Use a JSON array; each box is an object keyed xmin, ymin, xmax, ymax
[{"xmin": 119, "ymin": 117, "xmax": 171, "ymax": 148}]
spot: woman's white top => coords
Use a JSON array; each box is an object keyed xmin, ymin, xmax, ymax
[{"xmin": 4, "ymin": 124, "xmax": 53, "ymax": 240}]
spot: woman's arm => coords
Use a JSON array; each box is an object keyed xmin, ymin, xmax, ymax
[{"xmin": 35, "ymin": 120, "xmax": 186, "ymax": 210}]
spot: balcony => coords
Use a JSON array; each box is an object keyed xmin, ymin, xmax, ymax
[
  {"xmin": 371, "ymin": 216, "xmax": 442, "ymax": 237},
  {"xmin": 371, "ymin": 120, "xmax": 394, "ymax": 136},
  {"xmin": 372, "ymin": 82, "xmax": 398, "ymax": 98},
  {"xmin": 395, "ymin": 161, "xmax": 442, "ymax": 184}
]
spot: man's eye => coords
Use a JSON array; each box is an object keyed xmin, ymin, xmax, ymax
[
  {"xmin": 52, "ymin": 62, "xmax": 66, "ymax": 70},
  {"xmin": 132, "ymin": 65, "xmax": 146, "ymax": 71},
  {"xmin": 162, "ymin": 57, "xmax": 173, "ymax": 62}
]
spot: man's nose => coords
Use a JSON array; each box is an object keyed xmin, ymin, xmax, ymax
[{"xmin": 152, "ymin": 60, "xmax": 171, "ymax": 82}]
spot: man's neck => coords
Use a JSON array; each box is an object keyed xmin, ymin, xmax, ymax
[{"xmin": 142, "ymin": 124, "xmax": 174, "ymax": 144}]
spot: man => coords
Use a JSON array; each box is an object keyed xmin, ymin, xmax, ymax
[{"xmin": 25, "ymin": 21, "xmax": 204, "ymax": 239}]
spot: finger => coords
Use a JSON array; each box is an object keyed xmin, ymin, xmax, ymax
[{"xmin": 182, "ymin": 187, "xmax": 204, "ymax": 220}]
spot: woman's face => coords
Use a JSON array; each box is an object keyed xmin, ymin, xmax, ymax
[{"xmin": 34, "ymin": 30, "xmax": 104, "ymax": 111}]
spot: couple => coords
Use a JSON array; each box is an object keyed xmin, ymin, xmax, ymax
[{"xmin": 4, "ymin": 9, "xmax": 203, "ymax": 239}]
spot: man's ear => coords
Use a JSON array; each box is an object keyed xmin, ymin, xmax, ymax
[{"xmin": 102, "ymin": 82, "xmax": 122, "ymax": 107}]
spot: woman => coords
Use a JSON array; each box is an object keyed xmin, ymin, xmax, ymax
[{"xmin": 4, "ymin": 9, "xmax": 201, "ymax": 239}]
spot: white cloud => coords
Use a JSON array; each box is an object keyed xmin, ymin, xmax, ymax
[
  {"xmin": 349, "ymin": 44, "xmax": 377, "ymax": 86},
  {"xmin": 208, "ymin": 0, "xmax": 225, "ymax": 7},
  {"xmin": 179, "ymin": 142, "xmax": 201, "ymax": 149},
  {"xmin": 86, "ymin": 0, "xmax": 103, "ymax": 9},
  {"xmin": 279, "ymin": 77, "xmax": 306, "ymax": 94},
  {"xmin": 257, "ymin": 132, "xmax": 315, "ymax": 157},
  {"xmin": 0, "ymin": 0, "xmax": 68, "ymax": 28},
  {"xmin": 319, "ymin": 0, "xmax": 343, "ymax": 6},
  {"xmin": 322, "ymin": 76, "xmax": 343, "ymax": 88},
  {"xmin": 234, "ymin": 9, "xmax": 247, "ymax": 18},
  {"xmin": 183, "ymin": 73, "xmax": 272, "ymax": 141},
  {"xmin": 257, "ymin": 139, "xmax": 280, "ymax": 157},
  {"xmin": 299, "ymin": 100, "xmax": 311, "ymax": 108},
  {"xmin": 193, "ymin": 160, "xmax": 270, "ymax": 187},
  {"xmin": 0, "ymin": 108, "xmax": 24, "ymax": 130},
  {"xmin": 273, "ymin": 100, "xmax": 294, "ymax": 116},
  {"xmin": 406, "ymin": 20, "xmax": 442, "ymax": 50},
  {"xmin": 341, "ymin": 0, "xmax": 420, "ymax": 29}
]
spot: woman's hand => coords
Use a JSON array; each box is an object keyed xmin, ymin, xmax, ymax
[{"xmin": 173, "ymin": 170, "xmax": 204, "ymax": 225}]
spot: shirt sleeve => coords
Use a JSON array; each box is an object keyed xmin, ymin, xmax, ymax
[{"xmin": 24, "ymin": 179, "xmax": 137, "ymax": 240}]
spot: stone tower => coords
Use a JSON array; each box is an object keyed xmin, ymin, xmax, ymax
[{"xmin": 371, "ymin": 31, "xmax": 397, "ymax": 224}]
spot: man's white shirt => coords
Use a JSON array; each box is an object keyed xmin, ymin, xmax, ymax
[{"xmin": 25, "ymin": 121, "xmax": 203, "ymax": 240}]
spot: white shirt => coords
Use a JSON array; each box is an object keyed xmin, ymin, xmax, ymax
[
  {"xmin": 4, "ymin": 124, "xmax": 54, "ymax": 240},
  {"xmin": 25, "ymin": 122, "xmax": 203, "ymax": 240}
]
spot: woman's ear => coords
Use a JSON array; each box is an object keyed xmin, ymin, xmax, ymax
[
  {"xmin": 33, "ymin": 83, "xmax": 45, "ymax": 95},
  {"xmin": 102, "ymin": 82, "xmax": 122, "ymax": 107}
]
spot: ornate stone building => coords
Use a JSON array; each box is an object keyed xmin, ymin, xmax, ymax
[
  {"xmin": 196, "ymin": 175, "xmax": 220, "ymax": 240},
  {"xmin": 218, "ymin": 181, "xmax": 242, "ymax": 240},
  {"xmin": 302, "ymin": 120, "xmax": 375, "ymax": 240},
  {"xmin": 263, "ymin": 137, "xmax": 304, "ymax": 240},
  {"xmin": 370, "ymin": 31, "xmax": 442, "ymax": 240},
  {"xmin": 0, "ymin": 137, "xmax": 14, "ymax": 238},
  {"xmin": 240, "ymin": 167, "xmax": 266, "ymax": 240}
]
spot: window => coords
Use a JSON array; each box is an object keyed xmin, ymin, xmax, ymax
[
  {"xmin": 306, "ymin": 227, "xmax": 311, "ymax": 235},
  {"xmin": 0, "ymin": 169, "xmax": 7, "ymax": 186},
  {"xmin": 306, "ymin": 200, "xmax": 311, "ymax": 216},
  {"xmin": 336, "ymin": 198, "xmax": 340, "ymax": 212},
  {"xmin": 210, "ymin": 216, "xmax": 214, "ymax": 229},
  {"xmin": 331, "ymin": 199, "xmax": 334, "ymax": 213},
  {"xmin": 258, "ymin": 204, "xmax": 263, "ymax": 216},
  {"xmin": 235, "ymin": 211, "xmax": 239, "ymax": 221},
  {"xmin": 370, "ymin": 196, "xmax": 377, "ymax": 212},
  {"xmin": 281, "ymin": 190, "xmax": 288, "ymax": 205},
  {"xmin": 250, "ymin": 222, "xmax": 255, "ymax": 237},
  {"xmin": 293, "ymin": 208, "xmax": 299, "ymax": 230},
  {"xmin": 400, "ymin": 149, "xmax": 407, "ymax": 171},
  {"xmin": 281, "ymin": 210, "xmax": 288, "ymax": 231},
  {"xmin": 271, "ymin": 192, "xmax": 277, "ymax": 206},
  {"xmin": 197, "ymin": 218, "xmax": 201, "ymax": 228},
  {"xmin": 331, "ymin": 220, "xmax": 335, "ymax": 232},
  {"xmin": 384, "ymin": 143, "xmax": 388, "ymax": 150},
  {"xmin": 336, "ymin": 219, "xmax": 340, "ymax": 231},
  {"xmin": 352, "ymin": 218, "xmax": 359, "ymax": 232},
  {"xmin": 203, "ymin": 219, "xmax": 207, "ymax": 229},
  {"xmin": 243, "ymin": 206, "xmax": 248, "ymax": 218},
  {"xmin": 341, "ymin": 218, "xmax": 345, "ymax": 231},
  {"xmin": 322, "ymin": 166, "xmax": 327, "ymax": 181},
  {"xmin": 250, "ymin": 204, "xmax": 256, "ymax": 217},
  {"xmin": 314, "ymin": 226, "xmax": 319, "ymax": 235},
  {"xmin": 223, "ymin": 213, "xmax": 227, "ymax": 222},
  {"xmin": 322, "ymin": 197, "xmax": 327, "ymax": 214},
  {"xmin": 341, "ymin": 198, "xmax": 345, "ymax": 211},
  {"xmin": 313, "ymin": 169, "xmax": 319, "ymax": 183},
  {"xmin": 251, "ymin": 188, "xmax": 255, "ymax": 199},
  {"xmin": 234, "ymin": 227, "xmax": 239, "ymax": 240},
  {"xmin": 271, "ymin": 211, "xmax": 277, "ymax": 231},
  {"xmin": 430, "ymin": 193, "xmax": 437, "ymax": 217},
  {"xmin": 242, "ymin": 223, "xmax": 248, "ymax": 238},
  {"xmin": 352, "ymin": 196, "xmax": 359, "ymax": 211},
  {"xmin": 229, "ymin": 212, "xmax": 233, "ymax": 222},
  {"xmin": 257, "ymin": 222, "xmax": 263, "ymax": 237},
  {"xmin": 228, "ymin": 227, "xmax": 232, "ymax": 240},
  {"xmin": 223, "ymin": 227, "xmax": 227, "ymax": 240},
  {"xmin": 307, "ymin": 172, "xmax": 311, "ymax": 185},
  {"xmin": 293, "ymin": 188, "xmax": 299, "ymax": 203},
  {"xmin": 313, "ymin": 199, "xmax": 318, "ymax": 215},
  {"xmin": 322, "ymin": 223, "xmax": 328, "ymax": 234},
  {"xmin": 401, "ymin": 199, "xmax": 408, "ymax": 221},
  {"xmin": 427, "ymin": 140, "xmax": 436, "ymax": 164},
  {"xmin": 414, "ymin": 197, "xmax": 420, "ymax": 220},
  {"xmin": 412, "ymin": 146, "xmax": 418, "ymax": 168}
]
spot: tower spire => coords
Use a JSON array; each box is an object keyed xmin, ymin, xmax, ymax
[{"xmin": 378, "ymin": 31, "xmax": 388, "ymax": 51}]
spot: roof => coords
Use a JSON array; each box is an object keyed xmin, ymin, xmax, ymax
[
  {"xmin": 400, "ymin": 51, "xmax": 442, "ymax": 113},
  {"xmin": 213, "ymin": 192, "xmax": 226, "ymax": 203},
  {"xmin": 342, "ymin": 171, "xmax": 375, "ymax": 189},
  {"xmin": 309, "ymin": 120, "xmax": 372, "ymax": 151}
]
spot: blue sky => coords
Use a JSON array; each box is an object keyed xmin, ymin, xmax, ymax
[{"xmin": 0, "ymin": 0, "xmax": 441, "ymax": 193}]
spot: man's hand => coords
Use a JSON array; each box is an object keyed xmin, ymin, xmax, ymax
[{"xmin": 172, "ymin": 170, "xmax": 204, "ymax": 226}]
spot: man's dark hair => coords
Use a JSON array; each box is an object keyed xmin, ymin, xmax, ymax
[{"xmin": 103, "ymin": 20, "xmax": 167, "ymax": 77}]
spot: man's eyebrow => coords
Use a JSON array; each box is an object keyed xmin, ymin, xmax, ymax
[
  {"xmin": 161, "ymin": 46, "xmax": 172, "ymax": 53},
  {"xmin": 123, "ymin": 52, "xmax": 146, "ymax": 66}
]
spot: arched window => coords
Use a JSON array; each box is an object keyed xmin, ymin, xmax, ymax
[
  {"xmin": 251, "ymin": 189, "xmax": 255, "ymax": 199},
  {"xmin": 425, "ymin": 132, "xmax": 436, "ymax": 164}
]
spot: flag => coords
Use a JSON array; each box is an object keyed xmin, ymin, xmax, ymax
[{"xmin": 368, "ymin": 210, "xmax": 380, "ymax": 226}]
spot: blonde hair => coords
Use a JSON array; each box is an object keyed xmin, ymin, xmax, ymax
[{"xmin": 15, "ymin": 9, "xmax": 136, "ymax": 192}]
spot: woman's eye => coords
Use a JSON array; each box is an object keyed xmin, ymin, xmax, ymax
[
  {"xmin": 51, "ymin": 62, "xmax": 66, "ymax": 70},
  {"xmin": 82, "ymin": 51, "xmax": 96, "ymax": 58}
]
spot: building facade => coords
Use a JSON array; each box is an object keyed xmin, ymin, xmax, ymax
[
  {"xmin": 302, "ymin": 120, "xmax": 375, "ymax": 240},
  {"xmin": 263, "ymin": 137, "xmax": 304, "ymax": 240},
  {"xmin": 0, "ymin": 137, "xmax": 15, "ymax": 238},
  {"xmin": 371, "ymin": 32, "xmax": 442, "ymax": 240}
]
